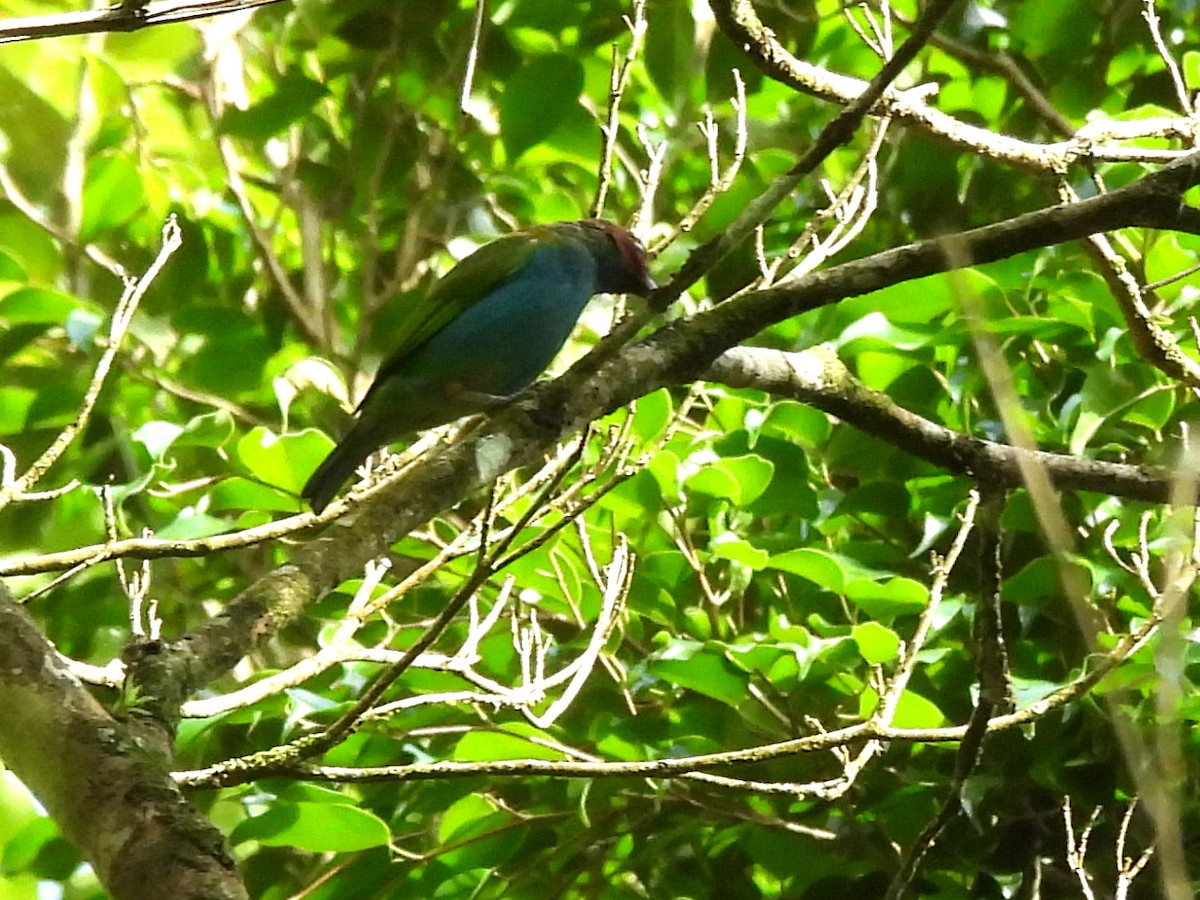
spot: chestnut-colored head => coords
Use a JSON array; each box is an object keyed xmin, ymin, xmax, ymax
[{"xmin": 571, "ymin": 218, "xmax": 656, "ymax": 297}]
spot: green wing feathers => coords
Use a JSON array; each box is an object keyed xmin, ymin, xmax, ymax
[{"xmin": 364, "ymin": 232, "xmax": 538, "ymax": 406}]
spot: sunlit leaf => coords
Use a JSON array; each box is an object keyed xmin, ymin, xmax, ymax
[{"xmin": 232, "ymin": 803, "xmax": 389, "ymax": 852}]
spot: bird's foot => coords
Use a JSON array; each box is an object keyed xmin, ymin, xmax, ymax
[
  {"xmin": 507, "ymin": 384, "xmax": 567, "ymax": 435},
  {"xmin": 454, "ymin": 386, "xmax": 563, "ymax": 436}
]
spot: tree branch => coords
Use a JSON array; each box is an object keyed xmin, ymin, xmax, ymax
[
  {"xmin": 0, "ymin": 0, "xmax": 288, "ymax": 43},
  {"xmin": 0, "ymin": 583, "xmax": 244, "ymax": 899},
  {"xmin": 614, "ymin": 149, "xmax": 1200, "ymax": 400},
  {"xmin": 707, "ymin": 346, "xmax": 1178, "ymax": 503},
  {"xmin": 709, "ymin": 0, "xmax": 1200, "ymax": 169},
  {"xmin": 123, "ymin": 149, "xmax": 1200, "ymax": 725}
]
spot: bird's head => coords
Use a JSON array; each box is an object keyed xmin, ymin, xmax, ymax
[{"xmin": 570, "ymin": 219, "xmax": 657, "ymax": 298}]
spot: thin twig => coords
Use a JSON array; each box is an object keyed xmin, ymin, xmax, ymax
[
  {"xmin": 0, "ymin": 161, "xmax": 125, "ymax": 278},
  {"xmin": 650, "ymin": 70, "xmax": 748, "ymax": 255},
  {"xmin": 0, "ymin": 0, "xmax": 289, "ymax": 44},
  {"xmin": 590, "ymin": 0, "xmax": 647, "ymax": 219},
  {"xmin": 459, "ymin": 0, "xmax": 487, "ymax": 116},
  {"xmin": 1141, "ymin": 0, "xmax": 1193, "ymax": 115},
  {"xmin": 0, "ymin": 217, "xmax": 182, "ymax": 512}
]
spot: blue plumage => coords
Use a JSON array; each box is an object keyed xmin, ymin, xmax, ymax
[{"xmin": 301, "ymin": 219, "xmax": 654, "ymax": 512}]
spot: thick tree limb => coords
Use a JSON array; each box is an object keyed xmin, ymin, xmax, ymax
[
  {"xmin": 633, "ymin": 149, "xmax": 1200, "ymax": 395},
  {"xmin": 0, "ymin": 584, "xmax": 245, "ymax": 899},
  {"xmin": 129, "ymin": 149, "xmax": 1200, "ymax": 726}
]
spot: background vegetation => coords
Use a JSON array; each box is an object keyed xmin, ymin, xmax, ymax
[{"xmin": 0, "ymin": 0, "xmax": 1199, "ymax": 897}]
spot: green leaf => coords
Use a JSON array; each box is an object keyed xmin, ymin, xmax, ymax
[
  {"xmin": 844, "ymin": 578, "xmax": 929, "ymax": 617},
  {"xmin": 1069, "ymin": 364, "xmax": 1136, "ymax": 454},
  {"xmin": 1008, "ymin": 676, "xmax": 1060, "ymax": 707},
  {"xmin": 1002, "ymin": 556, "xmax": 1092, "ymax": 605},
  {"xmin": 838, "ymin": 312, "xmax": 940, "ymax": 353},
  {"xmin": 233, "ymin": 802, "xmax": 389, "ymax": 852},
  {"xmin": 237, "ymin": 427, "xmax": 332, "ymax": 494},
  {"xmin": 0, "ymin": 250, "xmax": 28, "ymax": 282},
  {"xmin": 767, "ymin": 548, "xmax": 882, "ymax": 593},
  {"xmin": 644, "ymin": 1, "xmax": 696, "ymax": 108},
  {"xmin": 709, "ymin": 534, "xmax": 769, "ymax": 570},
  {"xmin": 0, "ymin": 818, "xmax": 77, "ymax": 880},
  {"xmin": 275, "ymin": 357, "xmax": 349, "ymax": 424},
  {"xmin": 844, "ymin": 276, "xmax": 954, "ymax": 324},
  {"xmin": 220, "ymin": 70, "xmax": 330, "ymax": 140},
  {"xmin": 179, "ymin": 312, "xmax": 271, "ymax": 396},
  {"xmin": 0, "ymin": 774, "xmax": 41, "ymax": 856},
  {"xmin": 1185, "ymin": 50, "xmax": 1200, "ymax": 91},
  {"xmin": 175, "ymin": 410, "xmax": 236, "ymax": 449},
  {"xmin": 105, "ymin": 23, "xmax": 201, "ymax": 77},
  {"xmin": 1106, "ymin": 46, "xmax": 1145, "ymax": 86},
  {"xmin": 853, "ymin": 349, "xmax": 914, "ymax": 392},
  {"xmin": 631, "ymin": 388, "xmax": 673, "ymax": 443},
  {"xmin": 1011, "ymin": 0, "xmax": 1097, "ymax": 57},
  {"xmin": 860, "ymin": 686, "xmax": 946, "ymax": 728},
  {"xmin": 684, "ymin": 460, "xmax": 738, "ymax": 501},
  {"xmin": 0, "ymin": 288, "xmax": 80, "ymax": 324},
  {"xmin": 685, "ymin": 454, "xmax": 774, "ymax": 506},
  {"xmin": 500, "ymin": 54, "xmax": 584, "ymax": 159},
  {"xmin": 438, "ymin": 793, "xmax": 500, "ymax": 845},
  {"xmin": 649, "ymin": 641, "xmax": 748, "ymax": 707},
  {"xmin": 852, "ymin": 622, "xmax": 900, "ymax": 664},
  {"xmin": 762, "ymin": 401, "xmax": 831, "ymax": 448},
  {"xmin": 646, "ymin": 448, "xmax": 680, "ymax": 495},
  {"xmin": 436, "ymin": 793, "xmax": 523, "ymax": 871},
  {"xmin": 154, "ymin": 509, "xmax": 231, "ymax": 541},
  {"xmin": 210, "ymin": 477, "xmax": 301, "ymax": 513},
  {"xmin": 453, "ymin": 728, "xmax": 567, "ymax": 762},
  {"xmin": 598, "ymin": 468, "xmax": 663, "ymax": 524},
  {"xmin": 80, "ymin": 154, "xmax": 145, "ymax": 241}
]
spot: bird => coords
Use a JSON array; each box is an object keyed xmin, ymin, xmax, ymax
[{"xmin": 301, "ymin": 218, "xmax": 656, "ymax": 513}]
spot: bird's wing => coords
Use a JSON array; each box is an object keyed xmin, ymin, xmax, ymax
[{"xmin": 362, "ymin": 230, "xmax": 540, "ymax": 405}]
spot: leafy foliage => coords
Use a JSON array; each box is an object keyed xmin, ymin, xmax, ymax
[{"xmin": 0, "ymin": 1, "xmax": 1198, "ymax": 898}]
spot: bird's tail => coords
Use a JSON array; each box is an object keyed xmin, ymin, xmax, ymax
[{"xmin": 301, "ymin": 425, "xmax": 380, "ymax": 513}]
